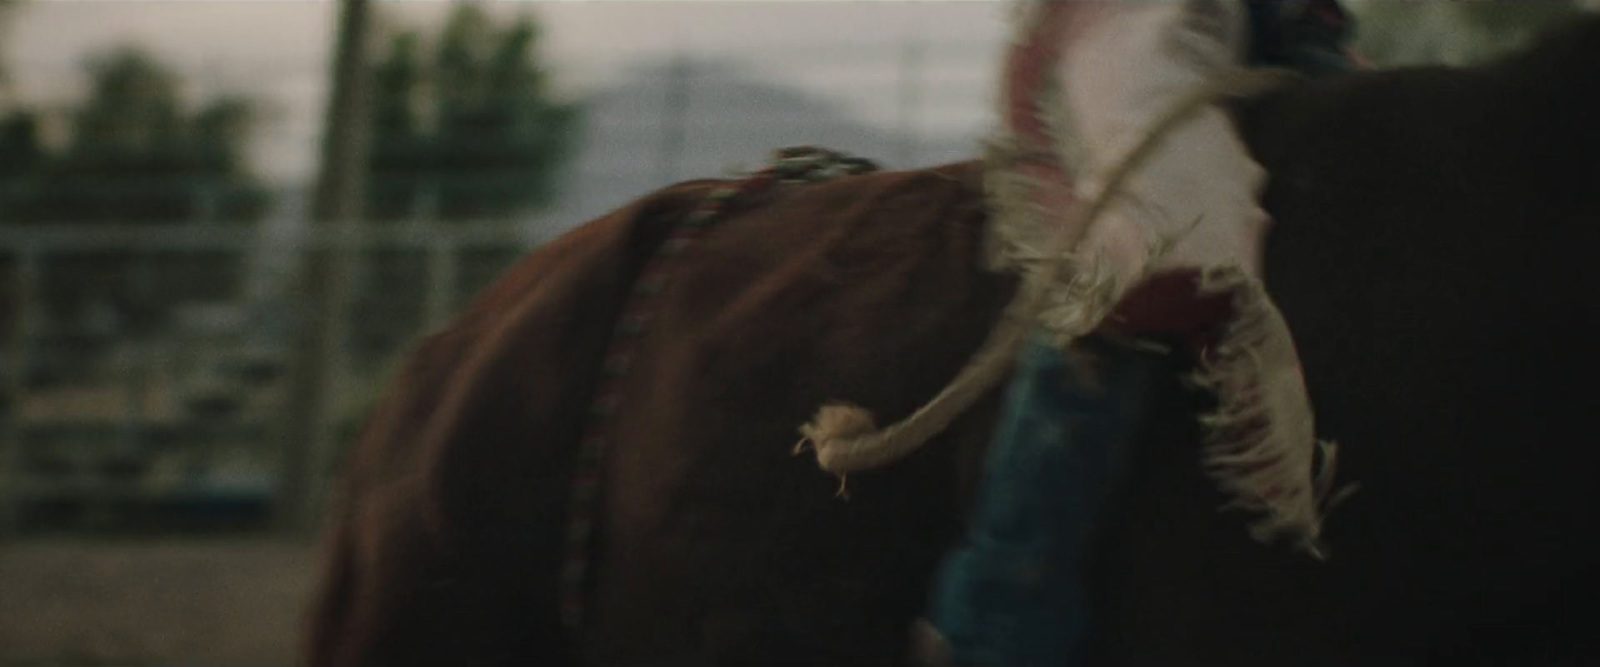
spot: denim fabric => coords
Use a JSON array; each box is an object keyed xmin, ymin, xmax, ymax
[{"xmin": 926, "ymin": 335, "xmax": 1161, "ymax": 666}]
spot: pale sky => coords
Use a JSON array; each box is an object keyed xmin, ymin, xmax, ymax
[
  {"xmin": 2, "ymin": 1, "xmax": 1012, "ymax": 183},
  {"xmin": 8, "ymin": 1, "xmax": 1600, "ymax": 184}
]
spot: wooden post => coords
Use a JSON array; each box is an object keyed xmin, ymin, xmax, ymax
[
  {"xmin": 896, "ymin": 22, "xmax": 923, "ymax": 168},
  {"xmin": 278, "ymin": 0, "xmax": 375, "ymax": 534},
  {"xmin": 0, "ymin": 248, "xmax": 37, "ymax": 538},
  {"xmin": 423, "ymin": 238, "xmax": 459, "ymax": 333}
]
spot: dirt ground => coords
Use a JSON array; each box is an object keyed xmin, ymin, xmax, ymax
[{"xmin": 0, "ymin": 538, "xmax": 317, "ymax": 667}]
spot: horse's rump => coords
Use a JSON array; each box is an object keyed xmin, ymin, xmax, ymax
[{"xmin": 305, "ymin": 162, "xmax": 1034, "ymax": 665}]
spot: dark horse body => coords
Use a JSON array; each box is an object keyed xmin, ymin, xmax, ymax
[{"xmin": 305, "ymin": 21, "xmax": 1600, "ymax": 666}]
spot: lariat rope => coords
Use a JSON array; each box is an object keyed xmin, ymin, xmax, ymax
[{"xmin": 795, "ymin": 69, "xmax": 1296, "ymax": 490}]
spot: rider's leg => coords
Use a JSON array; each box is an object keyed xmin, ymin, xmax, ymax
[
  {"xmin": 917, "ymin": 3, "xmax": 1273, "ymax": 665},
  {"xmin": 922, "ymin": 336, "xmax": 1163, "ymax": 666}
]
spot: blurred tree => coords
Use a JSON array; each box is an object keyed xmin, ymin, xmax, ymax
[
  {"xmin": 4, "ymin": 48, "xmax": 271, "ymax": 224},
  {"xmin": 0, "ymin": 0, "xmax": 24, "ymax": 384},
  {"xmin": 365, "ymin": 4, "xmax": 580, "ymax": 222},
  {"xmin": 0, "ymin": 46, "xmax": 275, "ymax": 343},
  {"xmin": 368, "ymin": 31, "xmax": 427, "ymax": 221},
  {"xmin": 1450, "ymin": 0, "xmax": 1586, "ymax": 44},
  {"xmin": 350, "ymin": 4, "xmax": 580, "ymax": 370},
  {"xmin": 0, "ymin": 111, "xmax": 41, "ymax": 184},
  {"xmin": 0, "ymin": 0, "xmax": 36, "ymax": 196},
  {"xmin": 1352, "ymin": 0, "xmax": 1589, "ymax": 67}
]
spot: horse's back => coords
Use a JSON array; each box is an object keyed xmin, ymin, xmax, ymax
[
  {"xmin": 304, "ymin": 161, "xmax": 1023, "ymax": 665},
  {"xmin": 575, "ymin": 162, "xmax": 1021, "ymax": 664}
]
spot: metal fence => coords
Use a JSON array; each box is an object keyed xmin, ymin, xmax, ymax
[
  {"xmin": 0, "ymin": 25, "xmax": 1012, "ymax": 537},
  {"xmin": 0, "ymin": 222, "xmax": 537, "ymax": 536}
]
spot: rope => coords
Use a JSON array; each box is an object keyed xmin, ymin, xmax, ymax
[
  {"xmin": 561, "ymin": 147, "xmax": 878, "ymax": 631},
  {"xmin": 795, "ymin": 68, "xmax": 1298, "ymax": 482}
]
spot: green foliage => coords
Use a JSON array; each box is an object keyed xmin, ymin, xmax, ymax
[
  {"xmin": 0, "ymin": 47, "xmax": 272, "ymax": 224},
  {"xmin": 0, "ymin": 46, "xmax": 273, "ymax": 338},
  {"xmin": 1352, "ymin": 0, "xmax": 1589, "ymax": 67},
  {"xmin": 1448, "ymin": 0, "xmax": 1585, "ymax": 37},
  {"xmin": 366, "ymin": 4, "xmax": 580, "ymax": 222},
  {"xmin": 348, "ymin": 6, "xmax": 579, "ymax": 372}
]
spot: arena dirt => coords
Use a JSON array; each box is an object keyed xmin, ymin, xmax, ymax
[{"xmin": 0, "ymin": 538, "xmax": 315, "ymax": 666}]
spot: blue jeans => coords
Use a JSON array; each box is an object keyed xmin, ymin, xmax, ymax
[{"xmin": 926, "ymin": 335, "xmax": 1161, "ymax": 666}]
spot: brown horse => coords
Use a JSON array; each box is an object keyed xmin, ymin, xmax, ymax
[{"xmin": 303, "ymin": 19, "xmax": 1600, "ymax": 666}]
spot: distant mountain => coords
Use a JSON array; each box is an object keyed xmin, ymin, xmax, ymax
[
  {"xmin": 541, "ymin": 58, "xmax": 980, "ymax": 237},
  {"xmin": 247, "ymin": 57, "xmax": 985, "ymax": 323}
]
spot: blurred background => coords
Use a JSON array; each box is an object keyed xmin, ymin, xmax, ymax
[{"xmin": 0, "ymin": 1, "xmax": 1593, "ymax": 665}]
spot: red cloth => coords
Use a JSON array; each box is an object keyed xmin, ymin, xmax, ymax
[{"xmin": 1098, "ymin": 270, "xmax": 1235, "ymax": 349}]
